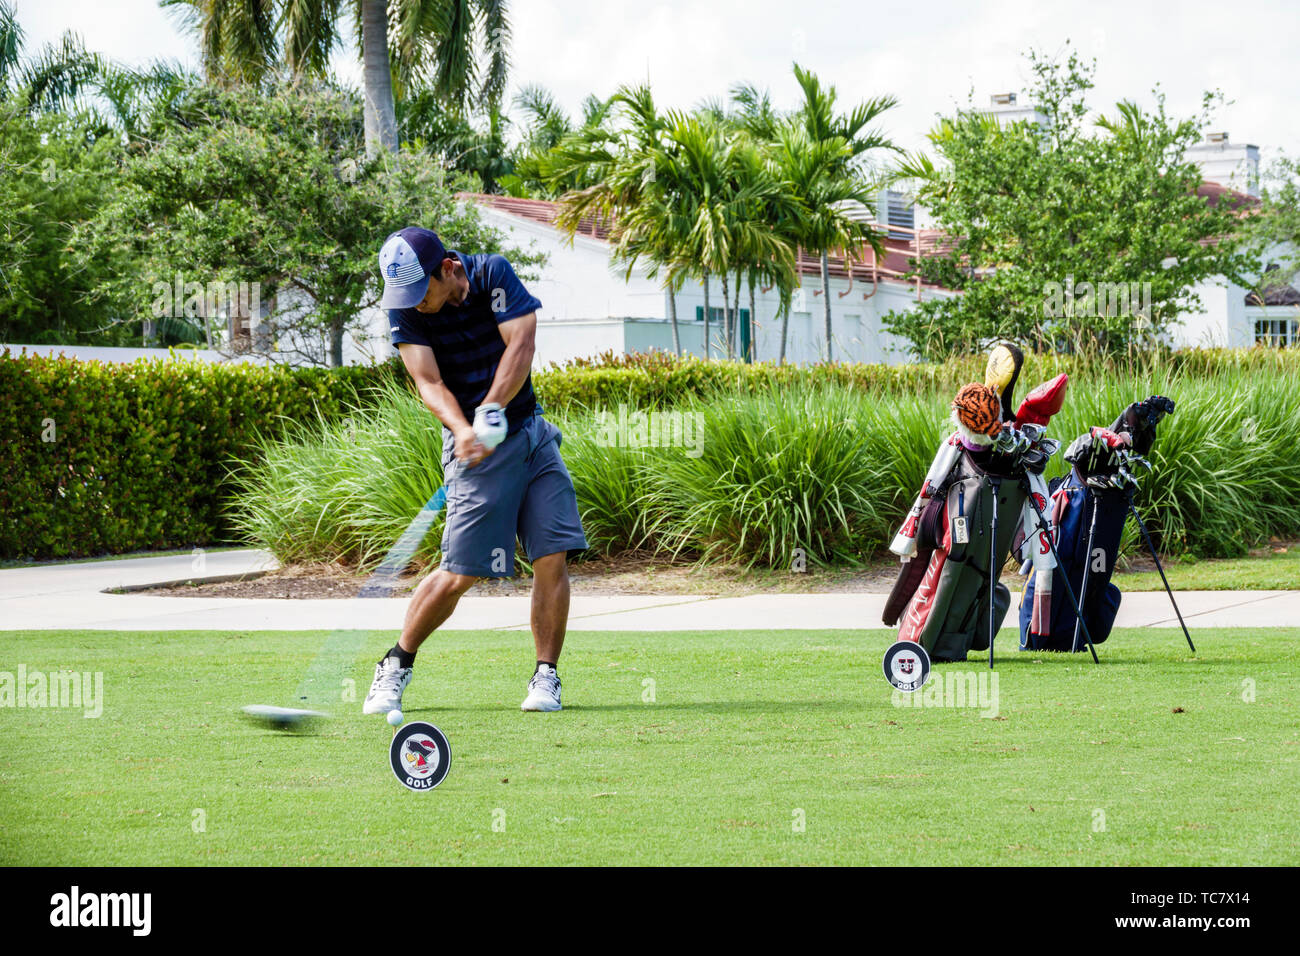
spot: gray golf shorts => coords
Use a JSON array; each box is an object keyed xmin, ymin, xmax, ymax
[{"xmin": 438, "ymin": 413, "xmax": 587, "ymax": 578}]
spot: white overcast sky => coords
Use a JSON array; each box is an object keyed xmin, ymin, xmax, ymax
[{"xmin": 13, "ymin": 0, "xmax": 1300, "ymax": 164}]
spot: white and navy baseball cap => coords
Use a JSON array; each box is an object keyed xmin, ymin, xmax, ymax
[{"xmin": 378, "ymin": 227, "xmax": 449, "ymax": 309}]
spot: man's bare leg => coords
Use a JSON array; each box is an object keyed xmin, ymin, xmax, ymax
[
  {"xmin": 521, "ymin": 552, "xmax": 570, "ymax": 712},
  {"xmin": 529, "ymin": 551, "xmax": 570, "ymax": 663},
  {"xmin": 399, "ymin": 568, "xmax": 478, "ymax": 653}
]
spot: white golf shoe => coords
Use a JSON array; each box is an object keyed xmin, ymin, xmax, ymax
[
  {"xmin": 362, "ymin": 657, "xmax": 412, "ymax": 715},
  {"xmin": 521, "ymin": 664, "xmax": 562, "ymax": 712}
]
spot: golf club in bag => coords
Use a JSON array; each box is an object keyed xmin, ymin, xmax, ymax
[{"xmin": 1018, "ymin": 395, "xmax": 1193, "ymax": 653}]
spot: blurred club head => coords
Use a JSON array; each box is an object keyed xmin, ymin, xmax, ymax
[
  {"xmin": 1019, "ymin": 422, "xmax": 1046, "ymax": 444},
  {"xmin": 993, "ymin": 428, "xmax": 1020, "ymax": 454},
  {"xmin": 241, "ymin": 704, "xmax": 330, "ymax": 732}
]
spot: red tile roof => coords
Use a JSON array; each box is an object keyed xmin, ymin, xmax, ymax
[
  {"xmin": 1196, "ymin": 181, "xmax": 1259, "ymax": 211},
  {"xmin": 463, "ymin": 193, "xmax": 614, "ymax": 240}
]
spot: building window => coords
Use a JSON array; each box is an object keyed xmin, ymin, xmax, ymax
[{"xmin": 1254, "ymin": 318, "xmax": 1298, "ymax": 348}]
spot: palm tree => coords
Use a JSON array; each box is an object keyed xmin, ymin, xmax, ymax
[
  {"xmin": 788, "ymin": 64, "xmax": 898, "ymax": 361},
  {"xmin": 507, "ymin": 85, "xmax": 614, "ymax": 197},
  {"xmin": 1, "ymin": 3, "xmax": 192, "ymax": 138},
  {"xmin": 550, "ymin": 85, "xmax": 690, "ymax": 355},
  {"xmin": 164, "ymin": 0, "xmax": 510, "ymax": 156},
  {"xmin": 1, "ymin": 3, "xmax": 103, "ymax": 111},
  {"xmin": 399, "ymin": 90, "xmax": 512, "ymax": 190},
  {"xmin": 554, "ymin": 88, "xmax": 804, "ymax": 363},
  {"xmin": 665, "ymin": 112, "xmax": 801, "ymax": 360}
]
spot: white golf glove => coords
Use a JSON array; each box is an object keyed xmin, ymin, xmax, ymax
[{"xmin": 472, "ymin": 402, "xmax": 507, "ymax": 450}]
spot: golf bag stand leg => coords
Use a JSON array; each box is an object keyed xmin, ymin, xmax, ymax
[
  {"xmin": 1072, "ymin": 498, "xmax": 1099, "ymax": 654},
  {"xmin": 989, "ymin": 478, "xmax": 1000, "ymax": 669},
  {"xmin": 1023, "ymin": 485, "xmax": 1100, "ymax": 663},
  {"xmin": 1126, "ymin": 493, "xmax": 1196, "ymax": 653}
]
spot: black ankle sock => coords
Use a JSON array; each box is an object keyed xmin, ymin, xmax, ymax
[
  {"xmin": 535, "ymin": 660, "xmax": 556, "ymax": 674},
  {"xmin": 385, "ymin": 644, "xmax": 416, "ymax": 669}
]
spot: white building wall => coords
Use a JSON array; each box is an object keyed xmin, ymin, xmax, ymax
[
  {"xmin": 1174, "ymin": 239, "xmax": 1297, "ymax": 349},
  {"xmin": 1187, "ymin": 137, "xmax": 1260, "ymax": 196},
  {"xmin": 652, "ymin": 271, "xmax": 941, "ymax": 365},
  {"xmin": 1172, "ymin": 279, "xmax": 1234, "ymax": 349}
]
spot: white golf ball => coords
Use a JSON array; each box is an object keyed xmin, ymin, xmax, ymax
[{"xmin": 386, "ymin": 709, "xmax": 403, "ymax": 727}]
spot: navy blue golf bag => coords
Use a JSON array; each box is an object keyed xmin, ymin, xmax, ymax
[
  {"xmin": 1019, "ymin": 394, "xmax": 1174, "ymax": 652},
  {"xmin": 1019, "ymin": 472, "xmax": 1124, "ymax": 651}
]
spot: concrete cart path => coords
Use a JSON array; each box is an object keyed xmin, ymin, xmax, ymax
[{"xmin": 1, "ymin": 550, "xmax": 1297, "ymax": 632}]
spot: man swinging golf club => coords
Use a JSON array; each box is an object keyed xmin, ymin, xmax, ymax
[{"xmin": 363, "ymin": 227, "xmax": 588, "ymax": 715}]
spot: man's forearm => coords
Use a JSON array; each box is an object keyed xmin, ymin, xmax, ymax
[
  {"xmin": 483, "ymin": 336, "xmax": 534, "ymax": 408},
  {"xmin": 417, "ymin": 379, "xmax": 471, "ymax": 433}
]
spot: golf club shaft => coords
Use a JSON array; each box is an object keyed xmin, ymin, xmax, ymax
[
  {"xmin": 1072, "ymin": 498, "xmax": 1098, "ymax": 654},
  {"xmin": 294, "ymin": 484, "xmax": 449, "ymax": 708},
  {"xmin": 1126, "ymin": 497, "xmax": 1196, "ymax": 653},
  {"xmin": 1024, "ymin": 490, "xmax": 1100, "ymax": 663},
  {"xmin": 989, "ymin": 479, "xmax": 999, "ymax": 669}
]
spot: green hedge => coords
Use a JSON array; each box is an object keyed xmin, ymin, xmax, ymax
[{"xmin": 1, "ymin": 351, "xmax": 400, "ymax": 560}]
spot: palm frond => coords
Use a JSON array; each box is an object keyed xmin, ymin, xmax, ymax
[{"xmin": 282, "ymin": 0, "xmax": 342, "ymax": 78}]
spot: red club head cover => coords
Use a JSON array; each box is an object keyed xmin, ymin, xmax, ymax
[
  {"xmin": 1014, "ymin": 373, "xmax": 1070, "ymax": 427},
  {"xmin": 1090, "ymin": 427, "xmax": 1132, "ymax": 449}
]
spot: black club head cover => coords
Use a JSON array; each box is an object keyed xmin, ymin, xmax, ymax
[{"xmin": 1109, "ymin": 395, "xmax": 1175, "ymax": 457}]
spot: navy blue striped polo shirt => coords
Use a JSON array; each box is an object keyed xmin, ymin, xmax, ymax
[{"xmin": 389, "ymin": 252, "xmax": 541, "ymax": 434}]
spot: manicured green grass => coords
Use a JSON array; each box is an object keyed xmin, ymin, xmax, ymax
[
  {"xmin": 2, "ymin": 627, "xmax": 1296, "ymax": 865},
  {"xmin": 1117, "ymin": 546, "xmax": 1300, "ymax": 592}
]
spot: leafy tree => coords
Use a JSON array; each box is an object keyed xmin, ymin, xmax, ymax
[
  {"xmin": 0, "ymin": 98, "xmax": 128, "ymax": 344},
  {"xmin": 886, "ymin": 48, "xmax": 1254, "ymax": 360},
  {"xmin": 74, "ymin": 83, "xmax": 532, "ymax": 365},
  {"xmin": 1246, "ymin": 156, "xmax": 1300, "ymax": 292},
  {"xmin": 0, "ymin": 5, "xmax": 206, "ymax": 343}
]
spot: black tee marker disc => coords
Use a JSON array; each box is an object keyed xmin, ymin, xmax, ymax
[
  {"xmin": 883, "ymin": 640, "xmax": 931, "ymax": 693},
  {"xmin": 389, "ymin": 721, "xmax": 452, "ymax": 792}
]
